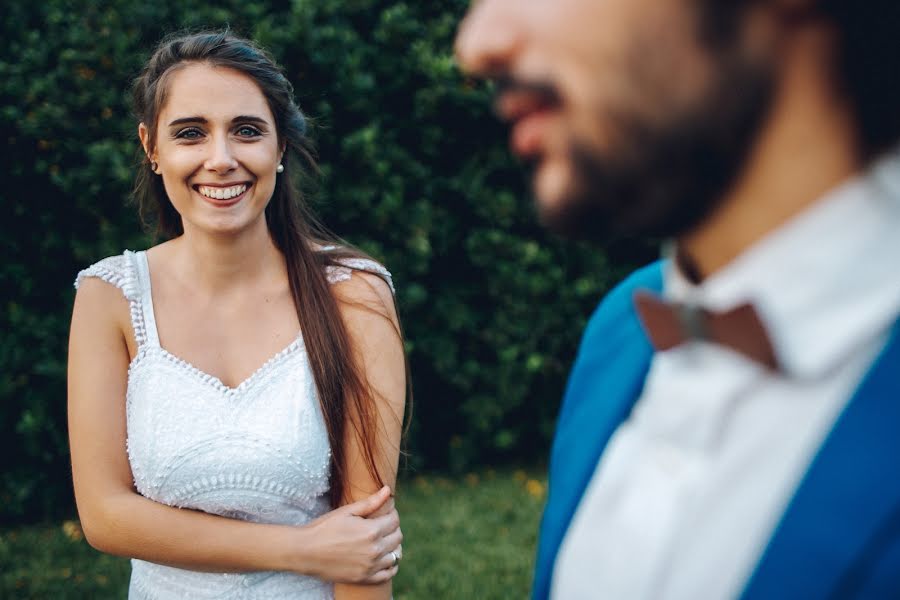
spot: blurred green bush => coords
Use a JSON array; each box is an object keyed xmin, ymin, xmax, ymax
[{"xmin": 0, "ymin": 0, "xmax": 652, "ymax": 522}]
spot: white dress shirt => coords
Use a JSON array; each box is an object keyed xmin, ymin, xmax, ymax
[{"xmin": 551, "ymin": 150, "xmax": 900, "ymax": 600}]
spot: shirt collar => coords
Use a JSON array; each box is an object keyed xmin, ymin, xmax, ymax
[{"xmin": 664, "ymin": 148, "xmax": 900, "ymax": 379}]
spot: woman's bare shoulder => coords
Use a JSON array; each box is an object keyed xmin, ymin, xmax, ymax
[
  {"xmin": 331, "ymin": 268, "xmax": 397, "ymax": 326},
  {"xmin": 72, "ymin": 251, "xmax": 138, "ymax": 346}
]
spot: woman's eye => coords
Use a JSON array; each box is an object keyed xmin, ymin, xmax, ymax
[
  {"xmin": 236, "ymin": 126, "xmax": 262, "ymax": 138},
  {"xmin": 175, "ymin": 127, "xmax": 203, "ymax": 140}
]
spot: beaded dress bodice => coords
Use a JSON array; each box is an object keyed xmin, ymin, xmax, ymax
[{"xmin": 74, "ymin": 250, "xmax": 393, "ymax": 600}]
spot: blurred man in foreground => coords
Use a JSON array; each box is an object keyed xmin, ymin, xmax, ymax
[{"xmin": 456, "ymin": 1, "xmax": 900, "ymax": 598}]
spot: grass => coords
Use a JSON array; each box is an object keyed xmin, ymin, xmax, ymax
[{"xmin": 0, "ymin": 469, "xmax": 546, "ymax": 599}]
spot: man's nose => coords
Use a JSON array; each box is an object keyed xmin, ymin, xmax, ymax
[
  {"xmin": 455, "ymin": 0, "xmax": 522, "ymax": 77},
  {"xmin": 204, "ymin": 136, "xmax": 238, "ymax": 173}
]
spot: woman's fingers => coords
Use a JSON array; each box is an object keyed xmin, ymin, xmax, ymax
[
  {"xmin": 374, "ymin": 546, "xmax": 402, "ymax": 572},
  {"xmin": 294, "ymin": 490, "xmax": 403, "ymax": 583},
  {"xmin": 369, "ymin": 509, "xmax": 401, "ymax": 541},
  {"xmin": 379, "ymin": 529, "xmax": 403, "ymax": 556},
  {"xmin": 376, "ymin": 495, "xmax": 396, "ymax": 516},
  {"xmin": 346, "ymin": 486, "xmax": 392, "ymax": 518},
  {"xmin": 364, "ymin": 564, "xmax": 399, "ymax": 585}
]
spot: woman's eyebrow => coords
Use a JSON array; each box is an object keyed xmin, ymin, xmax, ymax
[
  {"xmin": 166, "ymin": 115, "xmax": 270, "ymax": 126},
  {"xmin": 232, "ymin": 115, "xmax": 270, "ymax": 126},
  {"xmin": 168, "ymin": 116, "xmax": 207, "ymax": 126}
]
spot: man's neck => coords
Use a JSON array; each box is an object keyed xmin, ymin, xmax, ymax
[{"xmin": 679, "ymin": 26, "xmax": 861, "ymax": 280}]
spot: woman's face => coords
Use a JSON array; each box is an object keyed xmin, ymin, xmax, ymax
[{"xmin": 140, "ymin": 62, "xmax": 282, "ymax": 237}]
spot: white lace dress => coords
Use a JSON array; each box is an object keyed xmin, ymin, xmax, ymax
[{"xmin": 74, "ymin": 249, "xmax": 393, "ymax": 600}]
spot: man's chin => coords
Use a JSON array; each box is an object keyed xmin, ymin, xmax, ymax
[
  {"xmin": 535, "ymin": 192, "xmax": 610, "ymax": 241},
  {"xmin": 533, "ymin": 157, "xmax": 567, "ymax": 201},
  {"xmin": 531, "ymin": 158, "xmax": 612, "ymax": 240},
  {"xmin": 530, "ymin": 160, "xmax": 578, "ymax": 227}
]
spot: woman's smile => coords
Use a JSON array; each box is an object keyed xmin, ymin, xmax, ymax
[{"xmin": 193, "ymin": 181, "xmax": 253, "ymax": 208}]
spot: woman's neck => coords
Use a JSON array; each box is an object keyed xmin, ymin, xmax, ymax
[{"xmin": 169, "ymin": 217, "xmax": 286, "ymax": 294}]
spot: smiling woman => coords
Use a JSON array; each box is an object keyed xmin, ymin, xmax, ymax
[
  {"xmin": 67, "ymin": 31, "xmax": 408, "ymax": 600},
  {"xmin": 138, "ymin": 64, "xmax": 285, "ymax": 236}
]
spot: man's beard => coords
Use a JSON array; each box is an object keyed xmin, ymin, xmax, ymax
[{"xmin": 539, "ymin": 53, "xmax": 775, "ymax": 241}]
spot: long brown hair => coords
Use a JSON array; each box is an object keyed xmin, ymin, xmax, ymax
[{"xmin": 131, "ymin": 29, "xmax": 408, "ymax": 507}]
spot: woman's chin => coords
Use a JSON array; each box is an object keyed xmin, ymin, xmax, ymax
[{"xmin": 184, "ymin": 213, "xmax": 265, "ymax": 237}]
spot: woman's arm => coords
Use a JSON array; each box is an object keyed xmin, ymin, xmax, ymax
[
  {"xmin": 332, "ymin": 272, "xmax": 408, "ymax": 600},
  {"xmin": 68, "ymin": 277, "xmax": 399, "ymax": 583}
]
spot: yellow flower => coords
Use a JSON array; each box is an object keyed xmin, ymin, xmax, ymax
[
  {"xmin": 526, "ymin": 479, "xmax": 545, "ymax": 498},
  {"xmin": 62, "ymin": 520, "xmax": 84, "ymax": 542}
]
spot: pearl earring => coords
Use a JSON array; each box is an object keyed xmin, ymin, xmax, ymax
[
  {"xmin": 276, "ymin": 163, "xmax": 284, "ymax": 174},
  {"xmin": 150, "ymin": 161, "xmax": 159, "ymax": 173}
]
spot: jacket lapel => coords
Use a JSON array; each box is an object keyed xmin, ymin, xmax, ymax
[
  {"xmin": 742, "ymin": 319, "xmax": 900, "ymax": 599},
  {"xmin": 533, "ymin": 262, "xmax": 663, "ymax": 600}
]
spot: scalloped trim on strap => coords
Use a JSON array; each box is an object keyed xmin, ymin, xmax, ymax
[
  {"xmin": 74, "ymin": 250, "xmax": 150, "ymax": 347},
  {"xmin": 325, "ymin": 257, "xmax": 395, "ymax": 294}
]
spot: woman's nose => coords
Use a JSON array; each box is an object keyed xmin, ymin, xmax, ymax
[{"xmin": 204, "ymin": 136, "xmax": 239, "ymax": 173}]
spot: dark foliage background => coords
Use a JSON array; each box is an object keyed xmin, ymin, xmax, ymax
[{"xmin": 0, "ymin": 0, "xmax": 653, "ymax": 522}]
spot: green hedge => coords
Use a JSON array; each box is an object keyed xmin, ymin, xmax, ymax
[{"xmin": 0, "ymin": 0, "xmax": 652, "ymax": 522}]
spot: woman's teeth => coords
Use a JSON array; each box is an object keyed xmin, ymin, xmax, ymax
[{"xmin": 198, "ymin": 184, "xmax": 248, "ymax": 200}]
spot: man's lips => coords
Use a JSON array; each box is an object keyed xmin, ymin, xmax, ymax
[
  {"xmin": 495, "ymin": 89, "xmax": 557, "ymax": 122},
  {"xmin": 496, "ymin": 92, "xmax": 560, "ymax": 158},
  {"xmin": 510, "ymin": 109, "xmax": 556, "ymax": 158}
]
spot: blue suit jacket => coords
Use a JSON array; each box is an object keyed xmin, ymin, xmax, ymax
[{"xmin": 533, "ymin": 261, "xmax": 900, "ymax": 599}]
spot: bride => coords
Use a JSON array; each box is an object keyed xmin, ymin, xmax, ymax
[{"xmin": 68, "ymin": 30, "xmax": 407, "ymax": 599}]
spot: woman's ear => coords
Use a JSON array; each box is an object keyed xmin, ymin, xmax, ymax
[{"xmin": 138, "ymin": 122, "xmax": 154, "ymax": 162}]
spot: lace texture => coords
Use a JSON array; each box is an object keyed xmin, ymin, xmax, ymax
[
  {"xmin": 325, "ymin": 259, "xmax": 395, "ymax": 293},
  {"xmin": 74, "ymin": 250, "xmax": 393, "ymax": 600}
]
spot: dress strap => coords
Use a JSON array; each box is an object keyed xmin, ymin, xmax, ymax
[
  {"xmin": 75, "ymin": 250, "xmax": 152, "ymax": 348},
  {"xmin": 325, "ymin": 257, "xmax": 395, "ymax": 294},
  {"xmin": 133, "ymin": 251, "xmax": 162, "ymax": 348}
]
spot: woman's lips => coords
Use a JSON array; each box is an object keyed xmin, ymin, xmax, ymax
[{"xmin": 193, "ymin": 183, "xmax": 251, "ymax": 208}]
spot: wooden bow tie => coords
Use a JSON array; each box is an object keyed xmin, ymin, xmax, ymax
[{"xmin": 633, "ymin": 291, "xmax": 780, "ymax": 371}]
